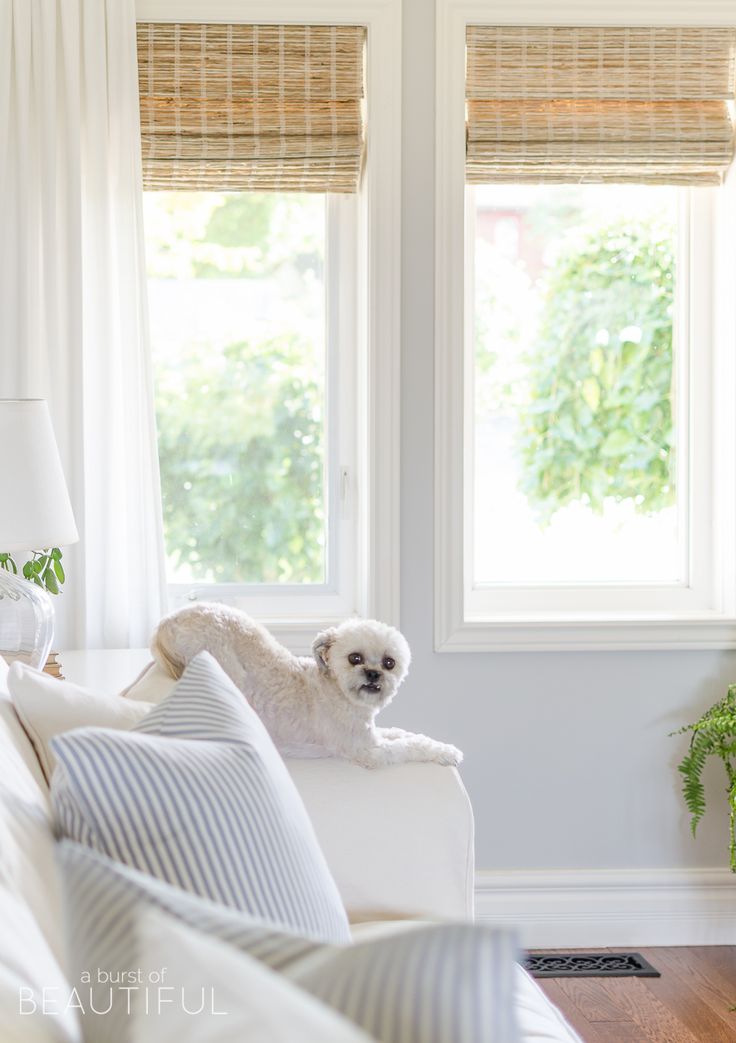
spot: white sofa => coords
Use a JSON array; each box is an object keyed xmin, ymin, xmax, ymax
[{"xmin": 0, "ymin": 661, "xmax": 582, "ymax": 1042}]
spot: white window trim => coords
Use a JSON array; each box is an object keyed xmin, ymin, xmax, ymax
[
  {"xmin": 137, "ymin": 0, "xmax": 401, "ymax": 652},
  {"xmin": 435, "ymin": 0, "xmax": 736, "ymax": 652}
]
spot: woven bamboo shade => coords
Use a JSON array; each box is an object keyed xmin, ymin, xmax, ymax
[
  {"xmin": 466, "ymin": 26, "xmax": 736, "ymax": 185},
  {"xmin": 138, "ymin": 23, "xmax": 366, "ymax": 192}
]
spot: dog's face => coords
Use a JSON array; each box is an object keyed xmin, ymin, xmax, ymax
[{"xmin": 312, "ymin": 619, "xmax": 411, "ymax": 711}]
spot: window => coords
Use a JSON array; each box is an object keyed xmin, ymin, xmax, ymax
[
  {"xmin": 136, "ymin": 4, "xmax": 401, "ymax": 644},
  {"xmin": 436, "ymin": 5, "xmax": 736, "ymax": 651},
  {"xmin": 145, "ymin": 191, "xmax": 356, "ymax": 610},
  {"xmin": 471, "ymin": 183, "xmax": 681, "ymax": 588}
]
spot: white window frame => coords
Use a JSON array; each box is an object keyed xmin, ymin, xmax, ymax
[
  {"xmin": 137, "ymin": 0, "xmax": 401, "ymax": 653},
  {"xmin": 435, "ymin": 0, "xmax": 736, "ymax": 652}
]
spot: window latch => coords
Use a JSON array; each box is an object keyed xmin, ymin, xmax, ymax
[{"xmin": 340, "ymin": 466, "xmax": 351, "ymax": 520}]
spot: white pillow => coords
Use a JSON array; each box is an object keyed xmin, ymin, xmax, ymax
[
  {"xmin": 120, "ymin": 661, "xmax": 176, "ymax": 704},
  {"xmin": 0, "ymin": 885, "xmax": 81, "ymax": 1043},
  {"xmin": 0, "ymin": 655, "xmax": 8, "ymax": 696},
  {"xmin": 8, "ymin": 663, "xmax": 152, "ymax": 783},
  {"xmin": 132, "ymin": 908, "xmax": 372, "ymax": 1043}
]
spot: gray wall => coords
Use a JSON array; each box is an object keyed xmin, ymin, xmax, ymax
[{"xmin": 390, "ymin": 0, "xmax": 736, "ymax": 872}]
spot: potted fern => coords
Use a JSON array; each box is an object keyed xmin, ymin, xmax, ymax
[{"xmin": 673, "ymin": 687, "xmax": 736, "ymax": 871}]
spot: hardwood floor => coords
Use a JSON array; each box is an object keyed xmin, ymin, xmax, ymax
[{"xmin": 533, "ymin": 947, "xmax": 736, "ymax": 1043}]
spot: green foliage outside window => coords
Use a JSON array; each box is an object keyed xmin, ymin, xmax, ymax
[
  {"xmin": 152, "ymin": 191, "xmax": 676, "ymax": 583},
  {"xmin": 146, "ymin": 191, "xmax": 326, "ymax": 584},
  {"xmin": 155, "ymin": 336, "xmax": 324, "ymax": 584},
  {"xmin": 514, "ymin": 220, "xmax": 675, "ymax": 524}
]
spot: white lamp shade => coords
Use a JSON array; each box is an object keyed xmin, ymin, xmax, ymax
[{"xmin": 0, "ymin": 400, "xmax": 79, "ymax": 552}]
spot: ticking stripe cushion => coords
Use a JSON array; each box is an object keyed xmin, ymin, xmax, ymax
[
  {"xmin": 50, "ymin": 652, "xmax": 349, "ymax": 943},
  {"xmin": 133, "ymin": 908, "xmax": 374, "ymax": 1043},
  {"xmin": 58, "ymin": 841, "xmax": 521, "ymax": 1043}
]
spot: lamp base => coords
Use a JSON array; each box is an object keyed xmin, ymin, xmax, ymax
[{"xmin": 0, "ymin": 569, "xmax": 54, "ymax": 671}]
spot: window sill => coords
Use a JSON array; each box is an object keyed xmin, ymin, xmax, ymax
[
  {"xmin": 256, "ymin": 619, "xmax": 343, "ymax": 656},
  {"xmin": 436, "ymin": 614, "xmax": 736, "ymax": 652},
  {"xmin": 168, "ymin": 603, "xmax": 343, "ymax": 657}
]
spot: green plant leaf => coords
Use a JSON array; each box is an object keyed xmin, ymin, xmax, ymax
[
  {"xmin": 0, "ymin": 553, "xmax": 15, "ymax": 574},
  {"xmin": 600, "ymin": 429, "xmax": 635, "ymax": 458},
  {"xmin": 581, "ymin": 377, "xmax": 600, "ymax": 412},
  {"xmin": 672, "ymin": 685, "xmax": 736, "ymax": 870}
]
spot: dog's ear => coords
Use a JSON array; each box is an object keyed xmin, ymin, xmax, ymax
[{"xmin": 312, "ymin": 628, "xmax": 337, "ymax": 674}]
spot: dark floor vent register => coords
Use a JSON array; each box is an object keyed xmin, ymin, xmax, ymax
[{"xmin": 525, "ymin": 952, "xmax": 661, "ymax": 979}]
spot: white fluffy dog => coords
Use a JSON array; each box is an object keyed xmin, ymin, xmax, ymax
[{"xmin": 151, "ymin": 603, "xmax": 462, "ymax": 769}]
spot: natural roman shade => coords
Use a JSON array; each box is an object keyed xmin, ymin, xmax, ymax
[
  {"xmin": 137, "ymin": 23, "xmax": 366, "ymax": 192},
  {"xmin": 466, "ymin": 26, "xmax": 736, "ymax": 185}
]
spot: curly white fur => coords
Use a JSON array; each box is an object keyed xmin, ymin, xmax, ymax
[{"xmin": 151, "ymin": 604, "xmax": 462, "ymax": 769}]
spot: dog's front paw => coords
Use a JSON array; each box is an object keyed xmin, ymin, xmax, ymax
[
  {"xmin": 434, "ymin": 742, "xmax": 463, "ymax": 767},
  {"xmin": 352, "ymin": 748, "xmax": 384, "ymax": 769}
]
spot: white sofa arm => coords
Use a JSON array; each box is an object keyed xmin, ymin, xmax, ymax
[{"xmin": 286, "ymin": 759, "xmax": 475, "ymax": 922}]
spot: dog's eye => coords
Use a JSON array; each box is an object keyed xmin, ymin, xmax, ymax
[
  {"xmin": 348, "ymin": 653, "xmax": 364, "ymax": 665},
  {"xmin": 382, "ymin": 657, "xmax": 395, "ymax": 671}
]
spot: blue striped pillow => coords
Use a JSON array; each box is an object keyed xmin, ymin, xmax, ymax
[
  {"xmin": 50, "ymin": 652, "xmax": 349, "ymax": 943},
  {"xmin": 58, "ymin": 840, "xmax": 522, "ymax": 1043}
]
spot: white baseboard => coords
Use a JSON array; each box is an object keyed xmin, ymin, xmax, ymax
[{"xmin": 475, "ymin": 867, "xmax": 736, "ymax": 948}]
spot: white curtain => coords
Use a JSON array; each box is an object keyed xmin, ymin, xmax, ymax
[{"xmin": 0, "ymin": 0, "xmax": 167, "ymax": 649}]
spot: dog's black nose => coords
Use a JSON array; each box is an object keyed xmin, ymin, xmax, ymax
[{"xmin": 364, "ymin": 669, "xmax": 381, "ymax": 683}]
